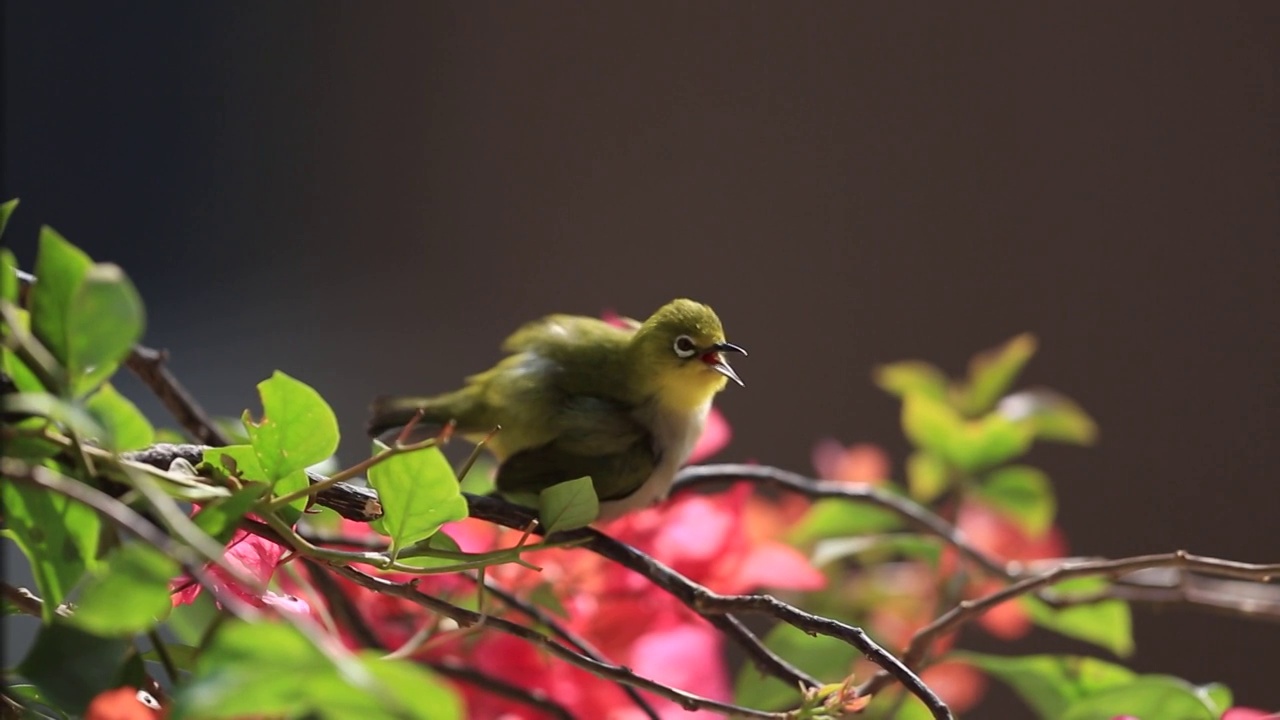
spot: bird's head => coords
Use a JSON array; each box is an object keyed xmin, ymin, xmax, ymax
[{"xmin": 629, "ymin": 299, "xmax": 746, "ymax": 411}]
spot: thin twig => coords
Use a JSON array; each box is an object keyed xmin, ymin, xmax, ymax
[
  {"xmin": 1, "ymin": 458, "xmax": 261, "ymax": 622},
  {"xmin": 124, "ymin": 345, "xmax": 232, "ymax": 447},
  {"xmin": 673, "ymin": 464, "xmax": 1010, "ymax": 578},
  {"xmin": 858, "ymin": 550, "xmax": 1280, "ymax": 697},
  {"xmin": 1, "ymin": 583, "xmax": 52, "ymax": 617},
  {"xmin": 463, "ymin": 574, "xmax": 662, "ymax": 720},
  {"xmin": 425, "ymin": 658, "xmax": 577, "ymax": 720},
  {"xmin": 462, "ymin": 494, "xmax": 951, "ymax": 719},
  {"xmin": 334, "ymin": 565, "xmax": 793, "ymax": 720}
]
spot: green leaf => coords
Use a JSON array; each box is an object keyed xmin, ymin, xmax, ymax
[
  {"xmin": 957, "ymin": 652, "xmax": 1136, "ymax": 719},
  {"xmin": 4, "ymin": 683, "xmax": 70, "ymax": 720},
  {"xmin": 366, "ymin": 443, "xmax": 467, "ymax": 558},
  {"xmin": 193, "ymin": 485, "xmax": 269, "ymax": 544},
  {"xmin": 394, "ymin": 529, "xmax": 475, "ymax": 570},
  {"xmin": 978, "ymin": 465, "xmax": 1056, "ymax": 537},
  {"xmin": 70, "ymin": 543, "xmax": 179, "ymax": 636},
  {"xmin": 242, "ymin": 371, "xmax": 339, "ymax": 482},
  {"xmin": 906, "ymin": 450, "xmax": 950, "ymax": 502},
  {"xmin": 83, "ymin": 382, "xmax": 155, "ymax": 450},
  {"xmin": 873, "ymin": 360, "xmax": 949, "ymax": 402},
  {"xmin": 734, "ymin": 622, "xmax": 859, "ymax": 710},
  {"xmin": 30, "ymin": 227, "xmax": 93, "ymax": 378},
  {"xmin": 902, "ymin": 395, "xmax": 1034, "ymax": 473},
  {"xmin": 811, "ymin": 533, "xmax": 940, "ymax": 568},
  {"xmin": 142, "ymin": 642, "xmax": 201, "ymax": 672},
  {"xmin": 960, "ymin": 333, "xmax": 1038, "ymax": 415},
  {"xmin": 1060, "ymin": 676, "xmax": 1222, "ymax": 720},
  {"xmin": 66, "ymin": 263, "xmax": 145, "ymax": 396},
  {"xmin": 526, "ymin": 581, "xmax": 570, "ymax": 619},
  {"xmin": 3, "ymin": 308, "xmax": 47, "ymax": 393},
  {"xmin": 1021, "ymin": 577, "xmax": 1134, "ymax": 657},
  {"xmin": 1, "ymin": 247, "xmax": 18, "ymax": 303},
  {"xmin": 1, "ymin": 479, "xmax": 100, "ymax": 620},
  {"xmin": 166, "ymin": 591, "xmax": 219, "ymax": 647},
  {"xmin": 2, "ymin": 391, "xmax": 107, "ymax": 440},
  {"xmin": 998, "ymin": 388, "xmax": 1099, "ymax": 445},
  {"xmin": 787, "ymin": 498, "xmax": 904, "ymax": 545},
  {"xmin": 18, "ymin": 622, "xmax": 131, "ymax": 715},
  {"xmin": 0, "ymin": 198, "xmax": 17, "ymax": 239},
  {"xmin": 201, "ymin": 444, "xmax": 265, "ymax": 480},
  {"xmin": 538, "ymin": 476, "xmax": 599, "ymax": 533},
  {"xmin": 170, "ymin": 620, "xmax": 462, "ymax": 719}
]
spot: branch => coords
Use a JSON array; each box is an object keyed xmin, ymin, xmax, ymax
[
  {"xmin": 333, "ymin": 565, "xmax": 795, "ymax": 720},
  {"xmin": 673, "ymin": 464, "xmax": 1010, "ymax": 578},
  {"xmin": 125, "ymin": 346, "xmax": 232, "ymax": 446},
  {"xmin": 858, "ymin": 550, "xmax": 1280, "ymax": 697},
  {"xmin": 462, "ymin": 573, "xmax": 661, "ymax": 720},
  {"xmin": 1, "ymin": 458, "xmax": 261, "ymax": 622},
  {"xmin": 425, "ymin": 659, "xmax": 577, "ymax": 720},
  {"xmin": 462, "ymin": 494, "xmax": 951, "ymax": 719}
]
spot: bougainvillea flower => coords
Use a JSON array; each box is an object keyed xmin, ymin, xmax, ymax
[
  {"xmin": 811, "ymin": 439, "xmax": 891, "ymax": 485},
  {"xmin": 951, "ymin": 499, "xmax": 1067, "ymax": 639},
  {"xmin": 171, "ymin": 528, "xmax": 310, "ymax": 616},
  {"xmin": 337, "ymin": 471, "xmax": 823, "ymax": 718}
]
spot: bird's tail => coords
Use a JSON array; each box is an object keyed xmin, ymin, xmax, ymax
[{"xmin": 367, "ymin": 391, "xmax": 473, "ymax": 438}]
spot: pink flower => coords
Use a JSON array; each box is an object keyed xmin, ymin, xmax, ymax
[
  {"xmin": 337, "ymin": 474, "xmax": 823, "ymax": 719},
  {"xmin": 811, "ymin": 439, "xmax": 891, "ymax": 485},
  {"xmin": 1223, "ymin": 709, "xmax": 1279, "ymax": 720},
  {"xmin": 171, "ymin": 529, "xmax": 310, "ymax": 617},
  {"xmin": 688, "ymin": 407, "xmax": 732, "ymax": 463}
]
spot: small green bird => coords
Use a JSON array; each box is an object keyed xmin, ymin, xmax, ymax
[{"xmin": 368, "ymin": 299, "xmax": 745, "ymax": 520}]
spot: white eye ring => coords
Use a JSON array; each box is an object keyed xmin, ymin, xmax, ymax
[
  {"xmin": 136, "ymin": 690, "xmax": 161, "ymax": 710},
  {"xmin": 673, "ymin": 335, "xmax": 698, "ymax": 358}
]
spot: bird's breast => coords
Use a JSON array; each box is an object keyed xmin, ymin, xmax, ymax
[{"xmin": 596, "ymin": 400, "xmax": 710, "ymax": 520}]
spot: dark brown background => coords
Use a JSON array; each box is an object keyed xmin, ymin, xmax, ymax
[{"xmin": 4, "ymin": 2, "xmax": 1277, "ymax": 714}]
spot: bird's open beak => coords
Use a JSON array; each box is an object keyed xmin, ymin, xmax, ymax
[{"xmin": 705, "ymin": 342, "xmax": 747, "ymax": 387}]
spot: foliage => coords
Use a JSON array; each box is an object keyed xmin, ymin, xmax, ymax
[{"xmin": 1, "ymin": 207, "xmax": 1272, "ymax": 719}]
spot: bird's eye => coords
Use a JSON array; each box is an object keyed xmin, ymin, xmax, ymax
[{"xmin": 673, "ymin": 335, "xmax": 698, "ymax": 358}]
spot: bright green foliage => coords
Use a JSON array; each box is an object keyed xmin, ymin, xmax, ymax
[
  {"xmin": 366, "ymin": 441, "xmax": 468, "ymax": 558},
  {"xmin": 2, "ymin": 480, "xmax": 100, "ymax": 620},
  {"xmin": 243, "ymin": 371, "xmax": 340, "ymax": 481},
  {"xmin": 66, "ymin": 263, "xmax": 145, "ymax": 396},
  {"xmin": 902, "ymin": 394, "xmax": 1033, "ymax": 473},
  {"xmin": 0, "ymin": 247, "xmax": 18, "ymax": 302},
  {"xmin": 906, "ymin": 450, "xmax": 949, "ymax": 502},
  {"xmin": 30, "ymin": 227, "xmax": 94, "ymax": 374},
  {"xmin": 787, "ymin": 498, "xmax": 904, "ymax": 544},
  {"xmin": 873, "ymin": 360, "xmax": 949, "ymax": 402},
  {"xmin": 84, "ymin": 382, "xmax": 155, "ymax": 450},
  {"xmin": 0, "ymin": 198, "xmax": 17, "ymax": 238},
  {"xmin": 193, "ymin": 485, "xmax": 270, "ymax": 544},
  {"xmin": 958, "ymin": 333, "xmax": 1038, "ymax": 415},
  {"xmin": 1021, "ymin": 577, "xmax": 1134, "ymax": 657},
  {"xmin": 1000, "ymin": 389, "xmax": 1099, "ymax": 445},
  {"xmin": 957, "ymin": 653, "xmax": 1137, "ymax": 718},
  {"xmin": 69, "ymin": 543, "xmax": 178, "ymax": 636},
  {"xmin": 734, "ymin": 622, "xmax": 859, "ymax": 710},
  {"xmin": 18, "ymin": 622, "xmax": 131, "ymax": 714},
  {"xmin": 958, "ymin": 652, "xmax": 1228, "ymax": 719},
  {"xmin": 977, "ymin": 465, "xmax": 1056, "ymax": 536},
  {"xmin": 170, "ymin": 621, "xmax": 462, "ymax": 720},
  {"xmin": 538, "ymin": 475, "xmax": 599, "ymax": 533}
]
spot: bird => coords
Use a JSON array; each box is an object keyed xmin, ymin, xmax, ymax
[{"xmin": 367, "ymin": 299, "xmax": 745, "ymax": 521}]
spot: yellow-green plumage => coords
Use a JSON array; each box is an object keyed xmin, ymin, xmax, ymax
[{"xmin": 368, "ymin": 299, "xmax": 745, "ymax": 519}]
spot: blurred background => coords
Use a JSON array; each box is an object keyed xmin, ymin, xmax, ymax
[{"xmin": 4, "ymin": 1, "xmax": 1277, "ymax": 713}]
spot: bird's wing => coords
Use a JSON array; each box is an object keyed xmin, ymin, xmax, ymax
[
  {"xmin": 501, "ymin": 314, "xmax": 632, "ymax": 354},
  {"xmin": 494, "ymin": 397, "xmax": 657, "ymax": 502}
]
